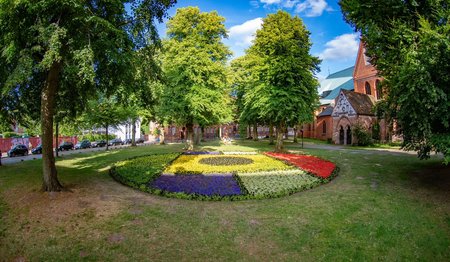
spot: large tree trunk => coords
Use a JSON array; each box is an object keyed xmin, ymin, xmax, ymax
[
  {"xmin": 105, "ymin": 124, "xmax": 109, "ymax": 151},
  {"xmin": 253, "ymin": 123, "xmax": 258, "ymax": 141},
  {"xmin": 275, "ymin": 122, "xmax": 285, "ymax": 152},
  {"xmin": 55, "ymin": 120, "xmax": 59, "ymax": 157},
  {"xmin": 269, "ymin": 124, "xmax": 274, "ymax": 145},
  {"xmin": 194, "ymin": 126, "xmax": 201, "ymax": 145},
  {"xmin": 41, "ymin": 62, "xmax": 63, "ymax": 192},
  {"xmin": 131, "ymin": 119, "xmax": 137, "ymax": 147},
  {"xmin": 186, "ymin": 123, "xmax": 194, "ymax": 150}
]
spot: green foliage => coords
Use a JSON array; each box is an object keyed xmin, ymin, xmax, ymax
[
  {"xmin": 1, "ymin": 132, "xmax": 20, "ymax": 138},
  {"xmin": 340, "ymin": 0, "xmax": 450, "ymax": 163},
  {"xmin": 79, "ymin": 134, "xmax": 116, "ymax": 142},
  {"xmin": 232, "ymin": 11, "xmax": 320, "ymax": 151},
  {"xmin": 352, "ymin": 122, "xmax": 373, "ymax": 146},
  {"xmin": 159, "ymin": 7, "xmax": 233, "ymax": 129},
  {"xmin": 237, "ymin": 170, "xmax": 321, "ymax": 197},
  {"xmin": 111, "ymin": 153, "xmax": 180, "ymax": 188}
]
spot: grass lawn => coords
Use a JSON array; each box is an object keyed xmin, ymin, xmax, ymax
[{"xmin": 0, "ymin": 140, "xmax": 449, "ymax": 261}]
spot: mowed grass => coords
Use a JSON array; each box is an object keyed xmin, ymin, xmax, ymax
[{"xmin": 0, "ymin": 140, "xmax": 449, "ymax": 261}]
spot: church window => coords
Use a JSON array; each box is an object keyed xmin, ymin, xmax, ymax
[
  {"xmin": 322, "ymin": 122, "xmax": 327, "ymax": 134},
  {"xmin": 365, "ymin": 82, "xmax": 371, "ymax": 95}
]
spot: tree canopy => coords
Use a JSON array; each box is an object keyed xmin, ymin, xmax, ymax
[
  {"xmin": 340, "ymin": 0, "xmax": 450, "ymax": 163},
  {"xmin": 159, "ymin": 6, "xmax": 233, "ymax": 150},
  {"xmin": 0, "ymin": 0, "xmax": 175, "ymax": 191},
  {"xmin": 236, "ymin": 10, "xmax": 320, "ymax": 151}
]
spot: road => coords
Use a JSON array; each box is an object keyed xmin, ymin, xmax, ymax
[{"xmin": 0, "ymin": 142, "xmax": 154, "ymax": 165}]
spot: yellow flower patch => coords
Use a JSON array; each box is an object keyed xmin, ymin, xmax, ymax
[{"xmin": 164, "ymin": 154, "xmax": 294, "ymax": 174}]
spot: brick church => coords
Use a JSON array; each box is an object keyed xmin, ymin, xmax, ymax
[{"xmin": 302, "ymin": 41, "xmax": 394, "ymax": 144}]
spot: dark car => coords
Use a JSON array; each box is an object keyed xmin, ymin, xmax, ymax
[
  {"xmin": 58, "ymin": 141, "xmax": 74, "ymax": 151},
  {"xmin": 91, "ymin": 140, "xmax": 107, "ymax": 148},
  {"xmin": 136, "ymin": 138, "xmax": 145, "ymax": 144},
  {"xmin": 31, "ymin": 144, "xmax": 42, "ymax": 154},
  {"xmin": 123, "ymin": 138, "xmax": 132, "ymax": 144},
  {"xmin": 7, "ymin": 144, "xmax": 29, "ymax": 157},
  {"xmin": 75, "ymin": 140, "xmax": 91, "ymax": 149},
  {"xmin": 108, "ymin": 138, "xmax": 123, "ymax": 146}
]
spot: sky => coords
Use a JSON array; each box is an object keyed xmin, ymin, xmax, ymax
[{"xmin": 156, "ymin": 0, "xmax": 360, "ymax": 79}]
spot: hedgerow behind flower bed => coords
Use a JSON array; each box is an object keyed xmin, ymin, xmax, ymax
[{"xmin": 265, "ymin": 152, "xmax": 336, "ymax": 179}]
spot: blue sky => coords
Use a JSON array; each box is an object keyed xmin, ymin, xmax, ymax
[{"xmin": 157, "ymin": 0, "xmax": 360, "ymax": 79}]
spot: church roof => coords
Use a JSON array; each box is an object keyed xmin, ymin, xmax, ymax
[
  {"xmin": 341, "ymin": 89, "xmax": 376, "ymax": 115},
  {"xmin": 318, "ymin": 66, "xmax": 355, "ymax": 105},
  {"xmin": 317, "ymin": 106, "xmax": 334, "ymax": 117}
]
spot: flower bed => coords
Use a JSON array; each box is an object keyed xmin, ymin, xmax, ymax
[
  {"xmin": 265, "ymin": 152, "xmax": 336, "ymax": 179},
  {"xmin": 237, "ymin": 170, "xmax": 321, "ymax": 198},
  {"xmin": 164, "ymin": 154, "xmax": 294, "ymax": 174},
  {"xmin": 151, "ymin": 173, "xmax": 242, "ymax": 196},
  {"xmin": 110, "ymin": 152, "xmax": 338, "ymax": 200}
]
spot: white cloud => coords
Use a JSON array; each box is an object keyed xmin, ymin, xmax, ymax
[
  {"xmin": 255, "ymin": 0, "xmax": 332, "ymax": 17},
  {"xmin": 295, "ymin": 0, "xmax": 331, "ymax": 17},
  {"xmin": 228, "ymin": 18, "xmax": 263, "ymax": 47},
  {"xmin": 319, "ymin": 33, "xmax": 359, "ymax": 61}
]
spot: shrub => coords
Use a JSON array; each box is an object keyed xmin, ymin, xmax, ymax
[
  {"xmin": 352, "ymin": 122, "xmax": 373, "ymax": 146},
  {"xmin": 79, "ymin": 133, "xmax": 116, "ymax": 142}
]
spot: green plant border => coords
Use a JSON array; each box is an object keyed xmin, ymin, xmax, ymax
[{"xmin": 109, "ymin": 152, "xmax": 339, "ymax": 201}]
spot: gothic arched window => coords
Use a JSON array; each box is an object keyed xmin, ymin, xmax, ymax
[{"xmin": 365, "ymin": 82, "xmax": 372, "ymax": 95}]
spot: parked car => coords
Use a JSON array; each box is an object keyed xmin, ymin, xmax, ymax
[
  {"xmin": 31, "ymin": 144, "xmax": 42, "ymax": 155},
  {"xmin": 75, "ymin": 140, "xmax": 91, "ymax": 149},
  {"xmin": 136, "ymin": 138, "xmax": 145, "ymax": 144},
  {"xmin": 7, "ymin": 144, "xmax": 29, "ymax": 157},
  {"xmin": 108, "ymin": 138, "xmax": 123, "ymax": 146},
  {"xmin": 123, "ymin": 138, "xmax": 132, "ymax": 144},
  {"xmin": 91, "ymin": 140, "xmax": 107, "ymax": 148},
  {"xmin": 58, "ymin": 141, "xmax": 74, "ymax": 151}
]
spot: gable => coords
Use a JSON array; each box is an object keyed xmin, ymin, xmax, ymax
[
  {"xmin": 353, "ymin": 41, "xmax": 378, "ymax": 81},
  {"xmin": 332, "ymin": 91, "xmax": 357, "ymax": 117}
]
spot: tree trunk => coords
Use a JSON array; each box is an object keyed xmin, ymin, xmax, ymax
[
  {"xmin": 293, "ymin": 126, "xmax": 298, "ymax": 143},
  {"xmin": 201, "ymin": 126, "xmax": 206, "ymax": 142},
  {"xmin": 131, "ymin": 119, "xmax": 137, "ymax": 147},
  {"xmin": 247, "ymin": 125, "xmax": 251, "ymax": 139},
  {"xmin": 219, "ymin": 125, "xmax": 222, "ymax": 139},
  {"xmin": 105, "ymin": 124, "xmax": 109, "ymax": 151},
  {"xmin": 186, "ymin": 123, "xmax": 194, "ymax": 150},
  {"xmin": 41, "ymin": 62, "xmax": 63, "ymax": 192},
  {"xmin": 159, "ymin": 126, "xmax": 165, "ymax": 145},
  {"xmin": 269, "ymin": 124, "xmax": 274, "ymax": 145},
  {"xmin": 55, "ymin": 120, "xmax": 59, "ymax": 157},
  {"xmin": 275, "ymin": 122, "xmax": 285, "ymax": 152},
  {"xmin": 194, "ymin": 126, "xmax": 201, "ymax": 145},
  {"xmin": 253, "ymin": 123, "xmax": 258, "ymax": 141}
]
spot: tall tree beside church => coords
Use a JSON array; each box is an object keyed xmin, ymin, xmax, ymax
[
  {"xmin": 340, "ymin": 0, "xmax": 450, "ymax": 163},
  {"xmin": 160, "ymin": 7, "xmax": 232, "ymax": 150},
  {"xmin": 248, "ymin": 11, "xmax": 320, "ymax": 151},
  {"xmin": 0, "ymin": 0, "xmax": 175, "ymax": 191}
]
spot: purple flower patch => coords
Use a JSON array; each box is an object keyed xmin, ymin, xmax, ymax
[
  {"xmin": 183, "ymin": 151, "xmax": 221, "ymax": 155},
  {"xmin": 150, "ymin": 173, "xmax": 242, "ymax": 196}
]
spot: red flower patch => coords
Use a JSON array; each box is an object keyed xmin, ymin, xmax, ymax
[{"xmin": 265, "ymin": 152, "xmax": 336, "ymax": 179}]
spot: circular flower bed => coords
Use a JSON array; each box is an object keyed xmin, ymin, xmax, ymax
[
  {"xmin": 110, "ymin": 152, "xmax": 338, "ymax": 200},
  {"xmin": 198, "ymin": 156, "xmax": 254, "ymax": 166}
]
